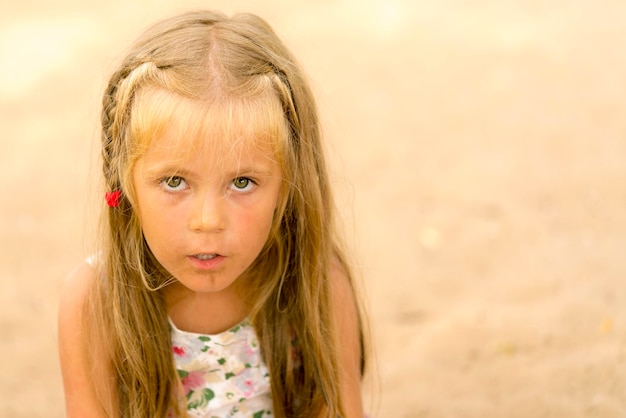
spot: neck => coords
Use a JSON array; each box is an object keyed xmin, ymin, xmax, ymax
[{"xmin": 163, "ymin": 281, "xmax": 250, "ymax": 335}]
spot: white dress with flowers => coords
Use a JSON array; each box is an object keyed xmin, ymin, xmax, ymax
[{"xmin": 170, "ymin": 318, "xmax": 273, "ymax": 417}]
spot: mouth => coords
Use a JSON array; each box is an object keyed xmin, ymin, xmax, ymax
[
  {"xmin": 193, "ymin": 253, "xmax": 218, "ymax": 260},
  {"xmin": 188, "ymin": 253, "xmax": 225, "ymax": 270}
]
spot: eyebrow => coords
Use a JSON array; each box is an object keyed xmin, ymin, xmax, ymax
[
  {"xmin": 141, "ymin": 162, "xmax": 274, "ymax": 180},
  {"xmin": 142, "ymin": 165, "xmax": 195, "ymax": 179},
  {"xmin": 226, "ymin": 165, "xmax": 274, "ymax": 178}
]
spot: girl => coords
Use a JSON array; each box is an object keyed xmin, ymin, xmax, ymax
[{"xmin": 58, "ymin": 9, "xmax": 368, "ymax": 418}]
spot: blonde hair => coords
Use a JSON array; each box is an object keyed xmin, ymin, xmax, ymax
[{"xmin": 91, "ymin": 10, "xmax": 366, "ymax": 417}]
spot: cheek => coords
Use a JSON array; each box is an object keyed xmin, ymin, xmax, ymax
[
  {"xmin": 139, "ymin": 215, "xmax": 166, "ymax": 255},
  {"xmin": 139, "ymin": 205, "xmax": 185, "ymax": 249},
  {"xmin": 236, "ymin": 203, "xmax": 277, "ymax": 247},
  {"xmin": 245, "ymin": 208, "xmax": 274, "ymax": 235}
]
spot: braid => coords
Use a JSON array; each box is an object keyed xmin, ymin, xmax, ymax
[
  {"xmin": 101, "ymin": 62, "xmax": 159, "ymax": 191},
  {"xmin": 267, "ymin": 70, "xmax": 300, "ymax": 150}
]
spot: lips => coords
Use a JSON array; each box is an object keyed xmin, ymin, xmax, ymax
[
  {"xmin": 188, "ymin": 253, "xmax": 225, "ymax": 270},
  {"xmin": 193, "ymin": 253, "xmax": 217, "ymax": 260}
]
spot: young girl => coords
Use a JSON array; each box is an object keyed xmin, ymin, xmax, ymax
[{"xmin": 58, "ymin": 9, "xmax": 367, "ymax": 418}]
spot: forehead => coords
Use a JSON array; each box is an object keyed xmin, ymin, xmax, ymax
[
  {"xmin": 143, "ymin": 128, "xmax": 277, "ymax": 175},
  {"xmin": 129, "ymin": 87, "xmax": 287, "ymax": 166}
]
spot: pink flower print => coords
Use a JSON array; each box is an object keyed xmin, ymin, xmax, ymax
[
  {"xmin": 243, "ymin": 379, "xmax": 254, "ymax": 397},
  {"xmin": 172, "ymin": 345, "xmax": 186, "ymax": 357},
  {"xmin": 181, "ymin": 370, "xmax": 205, "ymax": 394},
  {"xmin": 246, "ymin": 344, "xmax": 255, "ymax": 356}
]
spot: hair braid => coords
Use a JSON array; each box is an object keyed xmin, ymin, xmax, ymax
[{"xmin": 101, "ymin": 62, "xmax": 160, "ymax": 192}]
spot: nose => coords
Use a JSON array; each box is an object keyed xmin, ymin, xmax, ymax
[{"xmin": 188, "ymin": 191, "xmax": 226, "ymax": 233}]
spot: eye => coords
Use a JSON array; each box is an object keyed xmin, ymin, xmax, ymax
[
  {"xmin": 231, "ymin": 177, "xmax": 254, "ymax": 191},
  {"xmin": 161, "ymin": 176, "xmax": 187, "ymax": 191}
]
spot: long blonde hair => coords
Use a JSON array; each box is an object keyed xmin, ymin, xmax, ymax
[{"xmin": 91, "ymin": 10, "xmax": 366, "ymax": 417}]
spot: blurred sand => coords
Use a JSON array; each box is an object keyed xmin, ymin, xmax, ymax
[{"xmin": 1, "ymin": 1, "xmax": 625, "ymax": 417}]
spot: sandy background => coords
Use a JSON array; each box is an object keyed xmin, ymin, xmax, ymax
[{"xmin": 1, "ymin": 0, "xmax": 625, "ymax": 416}]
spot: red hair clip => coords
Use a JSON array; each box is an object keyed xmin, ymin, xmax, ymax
[{"xmin": 105, "ymin": 190, "xmax": 122, "ymax": 207}]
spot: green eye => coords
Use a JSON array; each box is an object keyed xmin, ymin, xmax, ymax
[
  {"xmin": 233, "ymin": 177, "xmax": 250, "ymax": 189},
  {"xmin": 162, "ymin": 176, "xmax": 185, "ymax": 190}
]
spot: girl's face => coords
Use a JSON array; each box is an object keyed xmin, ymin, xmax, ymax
[{"xmin": 132, "ymin": 126, "xmax": 283, "ymax": 299}]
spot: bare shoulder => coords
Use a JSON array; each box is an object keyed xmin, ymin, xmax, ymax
[
  {"xmin": 329, "ymin": 257, "xmax": 362, "ymax": 335},
  {"xmin": 59, "ymin": 261, "xmax": 97, "ymax": 319},
  {"xmin": 58, "ymin": 260, "xmax": 101, "ymax": 349},
  {"xmin": 58, "ymin": 261, "xmax": 113, "ymax": 417},
  {"xmin": 58, "ymin": 261, "xmax": 100, "ymax": 362},
  {"xmin": 328, "ymin": 256, "xmax": 361, "ymax": 336},
  {"xmin": 329, "ymin": 257, "xmax": 366, "ymax": 417},
  {"xmin": 329, "ymin": 257, "xmax": 354, "ymax": 301}
]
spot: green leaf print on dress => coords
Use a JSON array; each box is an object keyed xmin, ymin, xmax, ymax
[
  {"xmin": 188, "ymin": 388, "xmax": 215, "ymax": 410},
  {"xmin": 170, "ymin": 318, "xmax": 273, "ymax": 417}
]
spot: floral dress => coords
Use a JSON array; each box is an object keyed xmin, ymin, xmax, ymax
[{"xmin": 170, "ymin": 318, "xmax": 273, "ymax": 417}]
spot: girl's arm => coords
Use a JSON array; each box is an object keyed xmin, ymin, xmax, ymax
[
  {"xmin": 330, "ymin": 262, "xmax": 366, "ymax": 418},
  {"xmin": 58, "ymin": 261, "xmax": 116, "ymax": 417}
]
